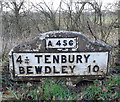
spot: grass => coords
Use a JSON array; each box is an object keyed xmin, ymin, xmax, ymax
[
  {"xmin": 28, "ymin": 79, "xmax": 77, "ymax": 100},
  {"xmin": 1, "ymin": 77, "xmax": 77, "ymax": 101},
  {"xmin": 82, "ymin": 74, "xmax": 120, "ymax": 101},
  {"xmin": 1, "ymin": 70, "xmax": 120, "ymax": 101},
  {"xmin": 2, "ymin": 73, "xmax": 120, "ymax": 101}
]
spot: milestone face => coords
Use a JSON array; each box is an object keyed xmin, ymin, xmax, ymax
[{"xmin": 9, "ymin": 31, "xmax": 111, "ymax": 79}]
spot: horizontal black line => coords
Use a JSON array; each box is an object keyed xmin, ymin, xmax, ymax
[
  {"xmin": 12, "ymin": 51, "xmax": 109, "ymax": 53},
  {"xmin": 45, "ymin": 37, "xmax": 78, "ymax": 38},
  {"xmin": 14, "ymin": 75, "xmax": 105, "ymax": 78}
]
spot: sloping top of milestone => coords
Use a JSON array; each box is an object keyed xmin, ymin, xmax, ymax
[
  {"xmin": 11, "ymin": 31, "xmax": 111, "ymax": 52},
  {"xmin": 9, "ymin": 31, "xmax": 112, "ymax": 81}
]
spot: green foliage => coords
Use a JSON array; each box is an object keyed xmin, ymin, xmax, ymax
[
  {"xmin": 28, "ymin": 79, "xmax": 77, "ymax": 100},
  {"xmin": 82, "ymin": 75, "xmax": 120, "ymax": 101},
  {"xmin": 6, "ymin": 87, "xmax": 19, "ymax": 100},
  {"xmin": 1, "ymin": 76, "xmax": 77, "ymax": 101}
]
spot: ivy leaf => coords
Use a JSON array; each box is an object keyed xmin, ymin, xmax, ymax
[
  {"xmin": 53, "ymin": 96, "xmax": 55, "ymax": 100},
  {"xmin": 45, "ymin": 97, "xmax": 49, "ymax": 100}
]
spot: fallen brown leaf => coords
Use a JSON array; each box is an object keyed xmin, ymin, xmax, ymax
[
  {"xmin": 111, "ymin": 93, "xmax": 116, "ymax": 98},
  {"xmin": 4, "ymin": 92, "xmax": 10, "ymax": 95},
  {"xmin": 102, "ymin": 87, "xmax": 108, "ymax": 93},
  {"xmin": 111, "ymin": 81, "xmax": 115, "ymax": 84}
]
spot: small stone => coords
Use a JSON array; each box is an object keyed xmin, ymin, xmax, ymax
[
  {"xmin": 66, "ymin": 81, "xmax": 76, "ymax": 87},
  {"xmin": 27, "ymin": 82, "xmax": 32, "ymax": 87}
]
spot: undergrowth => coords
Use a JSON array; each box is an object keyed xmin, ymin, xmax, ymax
[
  {"xmin": 28, "ymin": 79, "xmax": 77, "ymax": 100},
  {"xmin": 82, "ymin": 74, "xmax": 120, "ymax": 101},
  {"xmin": 1, "ymin": 77, "xmax": 77, "ymax": 101}
]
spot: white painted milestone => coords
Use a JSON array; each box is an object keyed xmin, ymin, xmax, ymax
[{"xmin": 12, "ymin": 52, "xmax": 109, "ymax": 77}]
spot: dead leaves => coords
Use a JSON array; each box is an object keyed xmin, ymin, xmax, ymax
[
  {"xmin": 102, "ymin": 87, "xmax": 108, "ymax": 93},
  {"xmin": 101, "ymin": 87, "xmax": 118, "ymax": 99},
  {"xmin": 111, "ymin": 93, "xmax": 116, "ymax": 98},
  {"xmin": 4, "ymin": 92, "xmax": 10, "ymax": 95}
]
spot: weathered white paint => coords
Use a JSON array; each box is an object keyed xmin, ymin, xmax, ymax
[{"xmin": 12, "ymin": 52, "xmax": 109, "ymax": 77}]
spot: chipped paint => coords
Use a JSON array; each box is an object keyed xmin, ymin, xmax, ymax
[
  {"xmin": 12, "ymin": 52, "xmax": 108, "ymax": 77},
  {"xmin": 9, "ymin": 31, "xmax": 112, "ymax": 81}
]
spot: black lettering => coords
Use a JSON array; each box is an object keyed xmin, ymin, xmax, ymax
[
  {"xmin": 68, "ymin": 55, "xmax": 74, "ymax": 63},
  {"xmin": 62, "ymin": 66, "xmax": 68, "ymax": 74},
  {"xmin": 53, "ymin": 66, "xmax": 60, "ymax": 74},
  {"xmin": 84, "ymin": 54, "xmax": 90, "ymax": 63},
  {"xmin": 56, "ymin": 40, "xmax": 61, "ymax": 46},
  {"xmin": 19, "ymin": 66, "xmax": 25, "ymax": 74},
  {"xmin": 35, "ymin": 66, "xmax": 42, "ymax": 74},
  {"xmin": 48, "ymin": 40, "xmax": 53, "ymax": 46},
  {"xmin": 61, "ymin": 55, "xmax": 67, "ymax": 63},
  {"xmin": 69, "ymin": 65, "xmax": 75, "ymax": 73},
  {"xmin": 45, "ymin": 66, "xmax": 51, "ymax": 74},
  {"xmin": 69, "ymin": 40, "xmax": 73, "ymax": 46},
  {"xmin": 53, "ymin": 55, "xmax": 59, "ymax": 63},
  {"xmin": 88, "ymin": 65, "xmax": 91, "ymax": 73},
  {"xmin": 27, "ymin": 66, "xmax": 33, "ymax": 74},
  {"xmin": 93, "ymin": 65, "xmax": 99, "ymax": 72},
  {"xmin": 35, "ymin": 55, "xmax": 42, "ymax": 64},
  {"xmin": 63, "ymin": 40, "xmax": 67, "ymax": 46},
  {"xmin": 16, "ymin": 56, "xmax": 23, "ymax": 64},
  {"xmin": 76, "ymin": 55, "xmax": 82, "ymax": 63},
  {"xmin": 45, "ymin": 55, "xmax": 51, "ymax": 63}
]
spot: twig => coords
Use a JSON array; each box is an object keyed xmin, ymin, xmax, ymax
[{"xmin": 87, "ymin": 20, "xmax": 97, "ymax": 41}]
